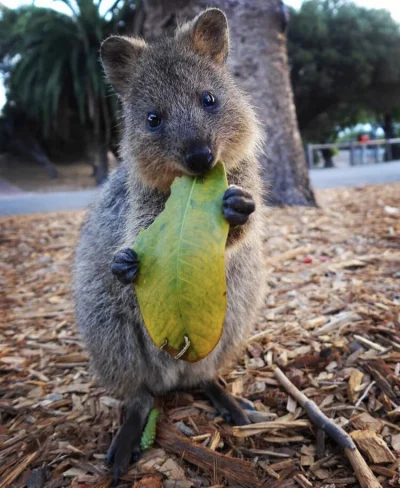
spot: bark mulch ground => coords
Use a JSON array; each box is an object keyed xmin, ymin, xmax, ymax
[{"xmin": 1, "ymin": 183, "xmax": 399, "ymax": 488}]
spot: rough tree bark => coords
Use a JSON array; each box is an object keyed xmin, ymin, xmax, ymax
[{"xmin": 142, "ymin": 0, "xmax": 316, "ymax": 206}]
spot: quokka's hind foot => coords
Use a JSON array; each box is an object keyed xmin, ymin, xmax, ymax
[
  {"xmin": 204, "ymin": 379, "xmax": 251, "ymax": 426},
  {"xmin": 234, "ymin": 395, "xmax": 256, "ymax": 411},
  {"xmin": 106, "ymin": 393, "xmax": 153, "ymax": 486},
  {"xmin": 106, "ymin": 421, "xmax": 142, "ymax": 486}
]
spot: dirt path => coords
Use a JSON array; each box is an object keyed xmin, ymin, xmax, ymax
[
  {"xmin": 0, "ymin": 156, "xmax": 97, "ymax": 193},
  {"xmin": 310, "ymin": 160, "xmax": 400, "ymax": 189},
  {"xmin": 1, "ymin": 161, "xmax": 400, "ymax": 216}
]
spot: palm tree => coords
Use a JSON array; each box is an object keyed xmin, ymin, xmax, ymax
[{"xmin": 0, "ymin": 0, "xmax": 141, "ymax": 183}]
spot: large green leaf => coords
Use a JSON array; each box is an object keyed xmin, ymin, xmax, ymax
[{"xmin": 133, "ymin": 162, "xmax": 229, "ymax": 363}]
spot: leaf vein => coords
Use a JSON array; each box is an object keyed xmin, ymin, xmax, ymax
[{"xmin": 176, "ymin": 177, "xmax": 197, "ymax": 340}]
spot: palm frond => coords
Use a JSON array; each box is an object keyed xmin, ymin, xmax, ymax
[{"xmin": 2, "ymin": 0, "xmax": 132, "ymax": 146}]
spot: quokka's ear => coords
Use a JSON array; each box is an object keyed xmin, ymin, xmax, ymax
[
  {"xmin": 100, "ymin": 36, "xmax": 147, "ymax": 96},
  {"xmin": 177, "ymin": 8, "xmax": 229, "ymax": 64}
]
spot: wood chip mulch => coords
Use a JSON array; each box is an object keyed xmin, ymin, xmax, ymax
[{"xmin": 1, "ymin": 182, "xmax": 399, "ymax": 488}]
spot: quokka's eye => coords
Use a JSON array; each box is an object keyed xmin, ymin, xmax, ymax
[
  {"xmin": 147, "ymin": 112, "xmax": 162, "ymax": 130},
  {"xmin": 202, "ymin": 91, "xmax": 217, "ymax": 110}
]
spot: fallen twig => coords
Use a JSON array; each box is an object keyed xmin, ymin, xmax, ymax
[
  {"xmin": 274, "ymin": 367, "xmax": 381, "ymax": 488},
  {"xmin": 355, "ymin": 380, "xmax": 376, "ymax": 408},
  {"xmin": 157, "ymin": 422, "xmax": 260, "ymax": 487},
  {"xmin": 0, "ymin": 451, "xmax": 38, "ymax": 488},
  {"xmin": 274, "ymin": 368, "xmax": 354, "ymax": 450},
  {"xmin": 264, "ymin": 245, "xmax": 314, "ymax": 265},
  {"xmin": 232, "ymin": 419, "xmax": 310, "ymax": 438},
  {"xmin": 353, "ymin": 335, "xmax": 386, "ymax": 352}
]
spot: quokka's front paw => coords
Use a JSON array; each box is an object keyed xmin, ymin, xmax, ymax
[
  {"xmin": 223, "ymin": 185, "xmax": 255, "ymax": 226},
  {"xmin": 111, "ymin": 248, "xmax": 139, "ymax": 285}
]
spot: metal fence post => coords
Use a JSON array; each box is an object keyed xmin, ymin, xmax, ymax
[
  {"xmin": 307, "ymin": 144, "xmax": 314, "ymax": 168},
  {"xmin": 361, "ymin": 144, "xmax": 366, "ymax": 165},
  {"xmin": 386, "ymin": 141, "xmax": 393, "ymax": 161},
  {"xmin": 350, "ymin": 142, "xmax": 355, "ymax": 166}
]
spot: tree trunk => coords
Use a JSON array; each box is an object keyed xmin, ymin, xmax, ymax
[{"xmin": 143, "ymin": 0, "xmax": 316, "ymax": 206}]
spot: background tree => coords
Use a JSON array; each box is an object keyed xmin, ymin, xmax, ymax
[
  {"xmin": 143, "ymin": 0, "xmax": 316, "ymax": 206},
  {"xmin": 1, "ymin": 0, "xmax": 316, "ymax": 203},
  {"xmin": 288, "ymin": 0, "xmax": 400, "ymax": 160},
  {"xmin": 2, "ymin": 0, "xmax": 400, "ymax": 193},
  {"xmin": 0, "ymin": 0, "xmax": 142, "ymax": 183}
]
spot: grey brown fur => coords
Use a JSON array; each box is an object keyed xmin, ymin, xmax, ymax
[{"xmin": 73, "ymin": 8, "xmax": 264, "ymax": 481}]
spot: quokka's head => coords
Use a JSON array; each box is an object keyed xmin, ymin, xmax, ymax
[{"xmin": 101, "ymin": 8, "xmax": 262, "ymax": 191}]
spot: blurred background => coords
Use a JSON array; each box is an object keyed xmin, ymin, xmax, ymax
[{"xmin": 0, "ymin": 0, "xmax": 400, "ymax": 210}]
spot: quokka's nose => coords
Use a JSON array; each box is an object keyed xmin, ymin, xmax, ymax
[{"xmin": 184, "ymin": 141, "xmax": 214, "ymax": 174}]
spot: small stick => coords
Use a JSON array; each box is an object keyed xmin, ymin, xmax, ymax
[
  {"xmin": 157, "ymin": 422, "xmax": 260, "ymax": 487},
  {"xmin": 353, "ymin": 335, "xmax": 386, "ymax": 352},
  {"xmin": 355, "ymin": 380, "xmax": 376, "ymax": 408},
  {"xmin": 263, "ymin": 245, "xmax": 313, "ymax": 265},
  {"xmin": 0, "ymin": 451, "xmax": 38, "ymax": 488},
  {"xmin": 274, "ymin": 367, "xmax": 381, "ymax": 488},
  {"xmin": 345, "ymin": 449, "xmax": 383, "ymax": 488},
  {"xmin": 247, "ymin": 330, "xmax": 271, "ymax": 344},
  {"xmin": 274, "ymin": 368, "xmax": 355, "ymax": 450}
]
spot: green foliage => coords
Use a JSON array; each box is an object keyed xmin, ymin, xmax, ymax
[
  {"xmin": 133, "ymin": 162, "xmax": 229, "ymax": 363},
  {"xmin": 288, "ymin": 0, "xmax": 400, "ymax": 142},
  {"xmin": 140, "ymin": 408, "xmax": 160, "ymax": 451},
  {"xmin": 0, "ymin": 0, "xmax": 138, "ymax": 146}
]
